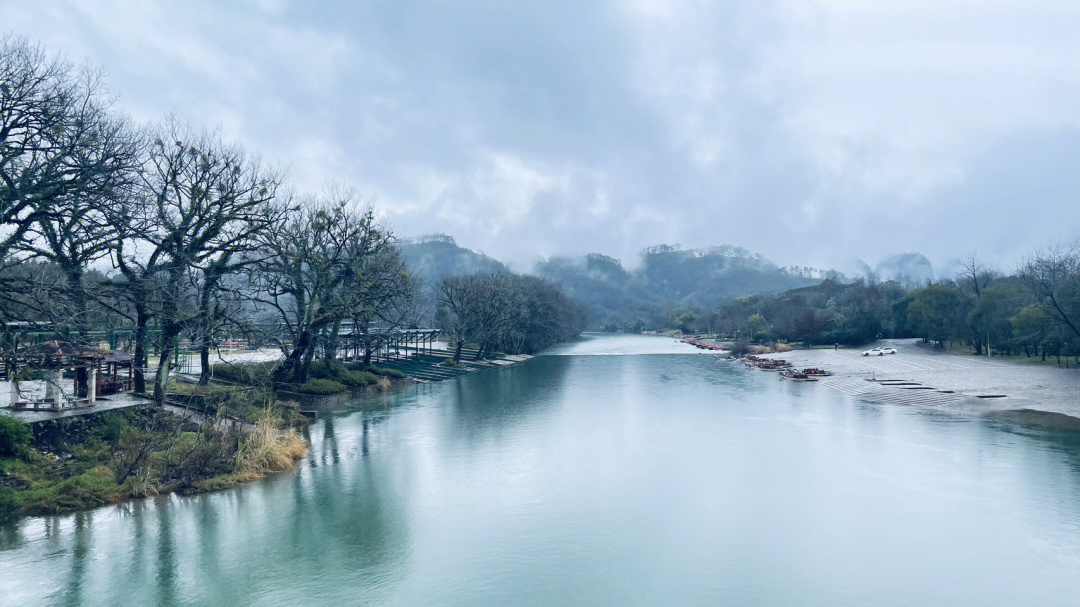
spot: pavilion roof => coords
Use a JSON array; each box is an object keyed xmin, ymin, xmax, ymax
[{"xmin": 2, "ymin": 340, "xmax": 125, "ymax": 366}]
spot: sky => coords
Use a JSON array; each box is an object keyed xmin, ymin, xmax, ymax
[{"xmin": 4, "ymin": 1, "xmax": 1079, "ymax": 275}]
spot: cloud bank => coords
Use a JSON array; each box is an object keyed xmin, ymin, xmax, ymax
[{"xmin": 5, "ymin": 0, "xmax": 1079, "ymax": 273}]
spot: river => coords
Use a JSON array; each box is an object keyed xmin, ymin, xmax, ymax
[{"xmin": 3, "ymin": 333, "xmax": 1079, "ymax": 606}]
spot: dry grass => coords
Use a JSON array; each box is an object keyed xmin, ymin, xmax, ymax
[
  {"xmin": 376, "ymin": 377, "xmax": 392, "ymax": 391},
  {"xmin": 747, "ymin": 343, "xmax": 793, "ymax": 354},
  {"xmin": 235, "ymin": 412, "xmax": 308, "ymax": 479}
]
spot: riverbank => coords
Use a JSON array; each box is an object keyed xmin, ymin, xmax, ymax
[
  {"xmin": 7, "ymin": 336, "xmax": 1079, "ymax": 605},
  {"xmin": 754, "ymin": 338, "xmax": 1080, "ymax": 419},
  {"xmin": 0, "ymin": 347, "xmax": 540, "ymax": 522},
  {"xmin": 0, "ymin": 402, "xmax": 308, "ymax": 522}
]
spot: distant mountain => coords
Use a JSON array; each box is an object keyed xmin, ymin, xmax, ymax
[
  {"xmin": 637, "ymin": 245, "xmax": 824, "ymax": 307},
  {"xmin": 536, "ymin": 244, "xmax": 829, "ymax": 326},
  {"xmin": 535, "ymin": 253, "xmax": 664, "ymax": 325},
  {"xmin": 873, "ymin": 253, "xmax": 933, "ymax": 285},
  {"xmin": 397, "ymin": 234, "xmax": 510, "ymax": 287}
]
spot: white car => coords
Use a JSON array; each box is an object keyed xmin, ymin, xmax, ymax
[{"xmin": 861, "ymin": 346, "xmax": 897, "ymax": 356}]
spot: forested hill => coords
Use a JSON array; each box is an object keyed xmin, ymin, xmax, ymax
[
  {"xmin": 536, "ymin": 245, "xmax": 838, "ymax": 326},
  {"xmin": 534, "ymin": 253, "xmax": 666, "ymax": 328},
  {"xmin": 397, "ymin": 234, "xmax": 510, "ymax": 287}
]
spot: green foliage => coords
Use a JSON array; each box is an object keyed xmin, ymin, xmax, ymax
[
  {"xmin": 907, "ymin": 284, "xmax": 964, "ymax": 346},
  {"xmin": 370, "ymin": 366, "xmax": 406, "ymax": 379},
  {"xmin": 1, "ymin": 406, "xmax": 308, "ymax": 522},
  {"xmin": 0, "ymin": 416, "xmax": 31, "ymax": 458},
  {"xmin": 0, "ymin": 487, "xmax": 20, "ymax": 520},
  {"xmin": 674, "ymin": 310, "xmax": 698, "ymax": 334},
  {"xmin": 310, "ymin": 360, "xmax": 378, "ymax": 387},
  {"xmin": 210, "ymin": 360, "xmax": 279, "ymax": 386},
  {"xmin": 747, "ymin": 313, "xmax": 769, "ymax": 341},
  {"xmin": 713, "ymin": 279, "xmax": 904, "ymax": 346},
  {"xmin": 296, "ymin": 379, "xmax": 347, "ymax": 395},
  {"xmin": 93, "ymin": 412, "xmax": 131, "ymax": 444}
]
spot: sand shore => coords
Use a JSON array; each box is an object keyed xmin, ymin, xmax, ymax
[{"xmin": 757, "ymin": 338, "xmax": 1080, "ymax": 419}]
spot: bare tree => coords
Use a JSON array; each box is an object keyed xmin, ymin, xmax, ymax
[
  {"xmin": 951, "ymin": 254, "xmax": 997, "ymax": 354},
  {"xmin": 435, "ymin": 275, "xmax": 479, "ymax": 363},
  {"xmin": 111, "ymin": 121, "xmax": 280, "ymax": 403},
  {"xmin": 0, "ymin": 37, "xmax": 136, "ymax": 318},
  {"xmin": 1020, "ymin": 246, "xmax": 1080, "ymax": 341},
  {"xmin": 249, "ymin": 191, "xmax": 396, "ymax": 383}
]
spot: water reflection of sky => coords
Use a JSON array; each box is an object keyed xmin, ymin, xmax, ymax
[{"xmin": 3, "ymin": 338, "xmax": 1080, "ymax": 606}]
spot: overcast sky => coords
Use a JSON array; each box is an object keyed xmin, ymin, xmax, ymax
[{"xmin": 5, "ymin": 1, "xmax": 1079, "ymax": 274}]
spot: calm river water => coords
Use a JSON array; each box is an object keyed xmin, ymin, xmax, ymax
[{"xmin": 3, "ymin": 334, "xmax": 1080, "ymax": 606}]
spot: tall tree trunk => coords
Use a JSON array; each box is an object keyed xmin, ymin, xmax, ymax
[
  {"xmin": 153, "ymin": 340, "xmax": 173, "ymax": 406},
  {"xmin": 153, "ymin": 312, "xmax": 182, "ymax": 405},
  {"xmin": 278, "ymin": 329, "xmax": 315, "ymax": 384},
  {"xmin": 323, "ymin": 320, "xmax": 341, "ymax": 361},
  {"xmin": 362, "ymin": 329, "xmax": 372, "ymax": 365},
  {"xmin": 153, "ymin": 267, "xmax": 185, "ymax": 405},
  {"xmin": 65, "ymin": 265, "xmax": 87, "ymax": 341},
  {"xmin": 64, "ymin": 265, "xmax": 91, "ymax": 396},
  {"xmin": 453, "ymin": 340, "xmax": 463, "ymax": 363},
  {"xmin": 133, "ymin": 303, "xmax": 149, "ymax": 394},
  {"xmin": 197, "ymin": 277, "xmax": 215, "ymax": 385},
  {"xmin": 300, "ymin": 337, "xmax": 317, "ymax": 383}
]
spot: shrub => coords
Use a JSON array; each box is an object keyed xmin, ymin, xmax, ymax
[
  {"xmin": 728, "ymin": 341, "xmax": 751, "ymax": 357},
  {"xmin": 311, "ymin": 360, "xmax": 378, "ymax": 387},
  {"xmin": 235, "ymin": 414, "xmax": 307, "ymax": 477},
  {"xmin": 210, "ymin": 360, "xmax": 279, "ymax": 386},
  {"xmin": 309, "ymin": 359, "xmax": 346, "ymax": 380},
  {"xmin": 295, "ymin": 379, "xmax": 346, "ymax": 395},
  {"xmin": 0, "ymin": 416, "xmax": 31, "ymax": 458},
  {"xmin": 94, "ymin": 412, "xmax": 131, "ymax": 444},
  {"xmin": 0, "ymin": 487, "xmax": 21, "ymax": 520},
  {"xmin": 370, "ymin": 366, "xmax": 406, "ymax": 379},
  {"xmin": 348, "ymin": 371, "xmax": 378, "ymax": 386}
]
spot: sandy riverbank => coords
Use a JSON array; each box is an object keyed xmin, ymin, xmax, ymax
[{"xmin": 757, "ymin": 338, "xmax": 1080, "ymax": 419}]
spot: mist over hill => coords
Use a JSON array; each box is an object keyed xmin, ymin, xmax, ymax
[
  {"xmin": 873, "ymin": 253, "xmax": 934, "ymax": 285},
  {"xmin": 397, "ymin": 235, "xmax": 938, "ymax": 330},
  {"xmin": 535, "ymin": 245, "xmax": 841, "ymax": 326},
  {"xmin": 396, "ymin": 234, "xmax": 510, "ymax": 287}
]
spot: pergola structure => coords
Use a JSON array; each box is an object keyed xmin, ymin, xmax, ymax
[
  {"xmin": 336, "ymin": 327, "xmax": 441, "ymax": 363},
  {"xmin": 2, "ymin": 340, "xmax": 133, "ymax": 410}
]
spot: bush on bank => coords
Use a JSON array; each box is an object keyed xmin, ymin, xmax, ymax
[
  {"xmin": 0, "ymin": 416, "xmax": 32, "ymax": 458},
  {"xmin": 296, "ymin": 378, "xmax": 347, "ymax": 395},
  {"xmin": 0, "ymin": 408, "xmax": 307, "ymax": 523},
  {"xmin": 208, "ymin": 359, "xmax": 406, "ymax": 397}
]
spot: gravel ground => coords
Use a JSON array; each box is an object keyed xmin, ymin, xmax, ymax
[{"xmin": 759, "ymin": 338, "xmax": 1080, "ymax": 419}]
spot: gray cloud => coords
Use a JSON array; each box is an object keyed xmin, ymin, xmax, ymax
[{"xmin": 5, "ymin": 0, "xmax": 1078, "ymax": 272}]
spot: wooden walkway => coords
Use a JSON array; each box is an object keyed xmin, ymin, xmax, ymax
[{"xmin": 1, "ymin": 392, "xmax": 152, "ymax": 423}]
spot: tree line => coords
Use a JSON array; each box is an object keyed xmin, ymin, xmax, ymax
[
  {"xmin": 436, "ymin": 273, "xmax": 587, "ymax": 362},
  {"xmin": 688, "ymin": 253, "xmax": 1080, "ymax": 366},
  {"xmin": 0, "ymin": 36, "xmax": 584, "ymax": 403}
]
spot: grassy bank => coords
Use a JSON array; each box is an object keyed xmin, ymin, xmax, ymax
[
  {"xmin": 0, "ymin": 406, "xmax": 307, "ymax": 523},
  {"xmin": 208, "ymin": 359, "xmax": 406, "ymax": 397}
]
